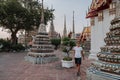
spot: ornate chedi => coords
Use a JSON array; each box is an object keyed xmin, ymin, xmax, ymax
[
  {"xmin": 87, "ymin": 1, "xmax": 120, "ymax": 80},
  {"xmin": 48, "ymin": 19, "xmax": 59, "ymax": 39},
  {"xmin": 25, "ymin": 0, "xmax": 58, "ymax": 64}
]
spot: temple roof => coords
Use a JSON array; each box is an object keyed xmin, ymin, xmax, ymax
[
  {"xmin": 79, "ymin": 27, "xmax": 91, "ymax": 42},
  {"xmin": 83, "ymin": 27, "xmax": 91, "ymax": 33},
  {"xmin": 86, "ymin": 0, "xmax": 112, "ymax": 18}
]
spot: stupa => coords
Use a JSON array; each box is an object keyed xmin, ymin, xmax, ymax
[
  {"xmin": 48, "ymin": 19, "xmax": 59, "ymax": 39},
  {"xmin": 25, "ymin": 0, "xmax": 58, "ymax": 64},
  {"xmin": 87, "ymin": 1, "xmax": 120, "ymax": 80}
]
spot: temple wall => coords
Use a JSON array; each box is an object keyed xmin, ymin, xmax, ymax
[{"xmin": 89, "ymin": 9, "xmax": 115, "ymax": 59}]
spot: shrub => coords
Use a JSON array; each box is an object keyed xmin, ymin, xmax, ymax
[
  {"xmin": 63, "ymin": 57, "xmax": 72, "ymax": 61},
  {"xmin": 51, "ymin": 38, "xmax": 61, "ymax": 50},
  {"xmin": 11, "ymin": 43, "xmax": 25, "ymax": 52},
  {"xmin": 0, "ymin": 39, "xmax": 25, "ymax": 52},
  {"xmin": 0, "ymin": 39, "xmax": 11, "ymax": 52}
]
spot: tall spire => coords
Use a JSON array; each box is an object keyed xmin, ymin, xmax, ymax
[
  {"xmin": 63, "ymin": 15, "xmax": 67, "ymax": 38},
  {"xmin": 64, "ymin": 15, "xmax": 66, "ymax": 31},
  {"xmin": 41, "ymin": 0, "xmax": 44, "ymax": 23},
  {"xmin": 49, "ymin": 19, "xmax": 55, "ymax": 32},
  {"xmin": 38, "ymin": 0, "xmax": 46, "ymax": 33},
  {"xmin": 71, "ymin": 11, "xmax": 75, "ymax": 39},
  {"xmin": 49, "ymin": 5, "xmax": 55, "ymax": 33},
  {"xmin": 73, "ymin": 11, "xmax": 75, "ymax": 33}
]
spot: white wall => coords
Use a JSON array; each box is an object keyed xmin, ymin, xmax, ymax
[{"xmin": 90, "ymin": 9, "xmax": 115, "ymax": 59}]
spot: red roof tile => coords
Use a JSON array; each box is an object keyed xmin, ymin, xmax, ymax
[{"xmin": 86, "ymin": 0, "xmax": 112, "ymax": 18}]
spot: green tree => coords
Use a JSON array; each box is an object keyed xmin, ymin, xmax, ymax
[
  {"xmin": 62, "ymin": 37, "xmax": 76, "ymax": 61},
  {"xmin": 0, "ymin": 0, "xmax": 54, "ymax": 44},
  {"xmin": 62, "ymin": 37, "xmax": 70, "ymax": 46},
  {"xmin": 0, "ymin": 0, "xmax": 33, "ymax": 44},
  {"xmin": 51, "ymin": 38, "xmax": 61, "ymax": 50}
]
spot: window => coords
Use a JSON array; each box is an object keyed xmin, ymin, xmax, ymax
[
  {"xmin": 90, "ymin": 18, "xmax": 95, "ymax": 26},
  {"xmin": 109, "ymin": 2, "xmax": 116, "ymax": 15},
  {"xmin": 98, "ymin": 11, "xmax": 104, "ymax": 22}
]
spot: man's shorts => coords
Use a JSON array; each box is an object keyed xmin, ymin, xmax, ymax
[{"xmin": 75, "ymin": 58, "xmax": 81, "ymax": 64}]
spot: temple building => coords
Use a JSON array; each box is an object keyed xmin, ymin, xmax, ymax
[
  {"xmin": 79, "ymin": 26, "xmax": 91, "ymax": 52},
  {"xmin": 17, "ymin": 28, "xmax": 37, "ymax": 47},
  {"xmin": 75, "ymin": 33, "xmax": 81, "ymax": 40},
  {"xmin": 68, "ymin": 31, "xmax": 72, "ymax": 38},
  {"xmin": 25, "ymin": 29, "xmax": 37, "ymax": 46},
  {"xmin": 86, "ymin": 0, "xmax": 116, "ymax": 59},
  {"xmin": 87, "ymin": 0, "xmax": 120, "ymax": 80},
  {"xmin": 18, "ymin": 32, "xmax": 25, "ymax": 45}
]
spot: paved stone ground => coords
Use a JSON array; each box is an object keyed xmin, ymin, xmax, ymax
[{"xmin": 0, "ymin": 50, "xmax": 91, "ymax": 80}]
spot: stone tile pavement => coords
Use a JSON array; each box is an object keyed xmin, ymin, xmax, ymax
[{"xmin": 0, "ymin": 50, "xmax": 91, "ymax": 80}]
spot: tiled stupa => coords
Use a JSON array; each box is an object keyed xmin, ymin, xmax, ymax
[
  {"xmin": 87, "ymin": 1, "xmax": 120, "ymax": 80},
  {"xmin": 25, "ymin": 0, "xmax": 58, "ymax": 64}
]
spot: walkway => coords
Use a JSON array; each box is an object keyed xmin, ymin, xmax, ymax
[{"xmin": 0, "ymin": 50, "xmax": 91, "ymax": 80}]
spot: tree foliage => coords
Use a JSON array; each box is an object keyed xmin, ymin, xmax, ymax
[
  {"xmin": 0, "ymin": 0, "xmax": 54, "ymax": 44},
  {"xmin": 51, "ymin": 38, "xmax": 61, "ymax": 50},
  {"xmin": 62, "ymin": 37, "xmax": 76, "ymax": 61},
  {"xmin": 62, "ymin": 37, "xmax": 76, "ymax": 50},
  {"xmin": 0, "ymin": 39, "xmax": 25, "ymax": 52}
]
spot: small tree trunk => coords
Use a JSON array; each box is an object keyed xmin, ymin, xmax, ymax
[
  {"xmin": 55, "ymin": 45, "xmax": 58, "ymax": 50},
  {"xmin": 67, "ymin": 52, "xmax": 70, "ymax": 58},
  {"xmin": 11, "ymin": 32, "xmax": 17, "ymax": 45}
]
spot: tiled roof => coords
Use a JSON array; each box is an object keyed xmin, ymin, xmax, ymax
[
  {"xmin": 79, "ymin": 27, "xmax": 91, "ymax": 42},
  {"xmin": 86, "ymin": 0, "xmax": 112, "ymax": 18}
]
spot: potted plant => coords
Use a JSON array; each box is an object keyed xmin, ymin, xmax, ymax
[{"xmin": 61, "ymin": 37, "xmax": 76, "ymax": 68}]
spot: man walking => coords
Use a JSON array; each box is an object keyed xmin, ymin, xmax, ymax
[{"xmin": 73, "ymin": 42, "xmax": 84, "ymax": 76}]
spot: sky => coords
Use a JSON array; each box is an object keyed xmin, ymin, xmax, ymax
[{"xmin": 0, "ymin": 0, "xmax": 92, "ymax": 38}]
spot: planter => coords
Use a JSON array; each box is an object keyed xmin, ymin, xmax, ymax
[{"xmin": 61, "ymin": 60, "xmax": 74, "ymax": 68}]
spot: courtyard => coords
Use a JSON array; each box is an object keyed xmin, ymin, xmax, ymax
[{"xmin": 0, "ymin": 50, "xmax": 90, "ymax": 80}]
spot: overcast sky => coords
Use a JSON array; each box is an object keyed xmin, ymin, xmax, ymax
[{"xmin": 0, "ymin": 0, "xmax": 91, "ymax": 38}]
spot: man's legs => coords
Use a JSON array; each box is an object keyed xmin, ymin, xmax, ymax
[
  {"xmin": 76, "ymin": 64, "xmax": 81, "ymax": 76},
  {"xmin": 77, "ymin": 64, "xmax": 81, "ymax": 73},
  {"xmin": 75, "ymin": 58, "xmax": 81, "ymax": 76}
]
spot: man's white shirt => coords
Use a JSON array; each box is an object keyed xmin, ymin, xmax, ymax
[{"xmin": 73, "ymin": 46, "xmax": 83, "ymax": 58}]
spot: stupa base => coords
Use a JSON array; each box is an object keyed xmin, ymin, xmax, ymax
[
  {"xmin": 88, "ymin": 53, "xmax": 98, "ymax": 60},
  {"xmin": 86, "ymin": 67, "xmax": 120, "ymax": 80},
  {"xmin": 25, "ymin": 52, "xmax": 59, "ymax": 64}
]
